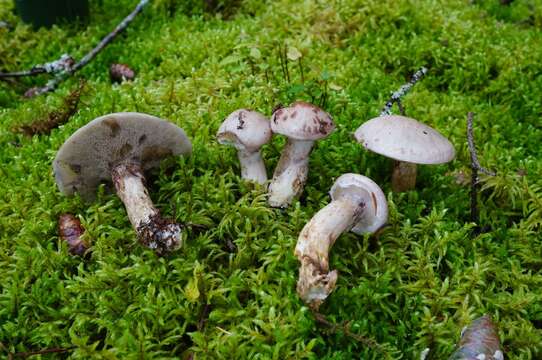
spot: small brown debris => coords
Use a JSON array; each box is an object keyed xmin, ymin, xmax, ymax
[
  {"xmin": 15, "ymin": 80, "xmax": 85, "ymax": 136},
  {"xmin": 58, "ymin": 213, "xmax": 88, "ymax": 256},
  {"xmin": 110, "ymin": 63, "xmax": 135, "ymax": 83}
]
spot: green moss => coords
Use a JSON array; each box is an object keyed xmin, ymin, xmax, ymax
[{"xmin": 1, "ymin": 0, "xmax": 541, "ymax": 358}]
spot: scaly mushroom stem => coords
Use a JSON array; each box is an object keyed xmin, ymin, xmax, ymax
[
  {"xmin": 391, "ymin": 160, "xmax": 417, "ymax": 192},
  {"xmin": 268, "ymin": 139, "xmax": 314, "ymax": 207},
  {"xmin": 238, "ymin": 150, "xmax": 267, "ymax": 185},
  {"xmin": 112, "ymin": 162, "xmax": 181, "ymax": 255},
  {"xmin": 295, "ymin": 197, "xmax": 365, "ymax": 309}
]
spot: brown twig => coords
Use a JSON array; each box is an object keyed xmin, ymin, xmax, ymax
[
  {"xmin": 12, "ymin": 346, "xmax": 75, "ymax": 358},
  {"xmin": 14, "ymin": 80, "xmax": 85, "ymax": 136},
  {"xmin": 466, "ymin": 112, "xmax": 495, "ymax": 232},
  {"xmin": 312, "ymin": 312, "xmax": 382, "ymax": 349},
  {"xmin": 26, "ymin": 0, "xmax": 150, "ymax": 96}
]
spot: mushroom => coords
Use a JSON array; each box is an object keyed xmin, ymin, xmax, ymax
[
  {"xmin": 295, "ymin": 173, "xmax": 388, "ymax": 309},
  {"xmin": 53, "ymin": 112, "xmax": 192, "ymax": 255},
  {"xmin": 217, "ymin": 109, "xmax": 272, "ymax": 185},
  {"xmin": 354, "ymin": 115, "xmax": 455, "ymax": 192},
  {"xmin": 268, "ymin": 101, "xmax": 335, "ymax": 207}
]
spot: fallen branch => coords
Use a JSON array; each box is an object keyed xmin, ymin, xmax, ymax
[
  {"xmin": 8, "ymin": 346, "xmax": 75, "ymax": 359},
  {"xmin": 380, "ymin": 67, "xmax": 428, "ymax": 116},
  {"xmin": 2, "ymin": 0, "xmax": 149, "ymax": 96},
  {"xmin": 466, "ymin": 112, "xmax": 496, "ymax": 232},
  {"xmin": 0, "ymin": 54, "xmax": 75, "ymax": 79}
]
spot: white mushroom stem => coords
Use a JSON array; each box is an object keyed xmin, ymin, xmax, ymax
[
  {"xmin": 238, "ymin": 150, "xmax": 267, "ymax": 185},
  {"xmin": 295, "ymin": 197, "xmax": 365, "ymax": 309},
  {"xmin": 391, "ymin": 160, "xmax": 417, "ymax": 192},
  {"xmin": 268, "ymin": 139, "xmax": 314, "ymax": 207},
  {"xmin": 112, "ymin": 162, "xmax": 181, "ymax": 255}
]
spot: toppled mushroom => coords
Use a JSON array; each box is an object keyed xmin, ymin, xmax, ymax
[
  {"xmin": 217, "ymin": 109, "xmax": 272, "ymax": 185},
  {"xmin": 354, "ymin": 115, "xmax": 455, "ymax": 192},
  {"xmin": 295, "ymin": 173, "xmax": 388, "ymax": 309},
  {"xmin": 268, "ymin": 101, "xmax": 335, "ymax": 207},
  {"xmin": 53, "ymin": 112, "xmax": 192, "ymax": 255},
  {"xmin": 449, "ymin": 315, "xmax": 503, "ymax": 360},
  {"xmin": 59, "ymin": 213, "xmax": 88, "ymax": 256}
]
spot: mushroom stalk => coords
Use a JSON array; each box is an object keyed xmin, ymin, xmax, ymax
[
  {"xmin": 295, "ymin": 197, "xmax": 365, "ymax": 309},
  {"xmin": 238, "ymin": 150, "xmax": 267, "ymax": 185},
  {"xmin": 112, "ymin": 162, "xmax": 181, "ymax": 254},
  {"xmin": 391, "ymin": 160, "xmax": 417, "ymax": 192},
  {"xmin": 268, "ymin": 139, "xmax": 314, "ymax": 207}
]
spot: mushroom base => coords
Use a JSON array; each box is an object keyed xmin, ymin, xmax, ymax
[
  {"xmin": 295, "ymin": 198, "xmax": 364, "ymax": 309},
  {"xmin": 391, "ymin": 160, "xmax": 417, "ymax": 192},
  {"xmin": 238, "ymin": 150, "xmax": 267, "ymax": 185},
  {"xmin": 268, "ymin": 139, "xmax": 314, "ymax": 208},
  {"xmin": 112, "ymin": 162, "xmax": 182, "ymax": 255}
]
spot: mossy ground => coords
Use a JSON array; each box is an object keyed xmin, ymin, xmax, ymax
[{"xmin": 1, "ymin": 0, "xmax": 542, "ymax": 358}]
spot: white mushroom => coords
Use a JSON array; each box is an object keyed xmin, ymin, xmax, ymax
[
  {"xmin": 53, "ymin": 112, "xmax": 192, "ymax": 255},
  {"xmin": 295, "ymin": 173, "xmax": 388, "ymax": 309},
  {"xmin": 268, "ymin": 101, "xmax": 335, "ymax": 207},
  {"xmin": 354, "ymin": 115, "xmax": 455, "ymax": 192},
  {"xmin": 217, "ymin": 109, "xmax": 272, "ymax": 185}
]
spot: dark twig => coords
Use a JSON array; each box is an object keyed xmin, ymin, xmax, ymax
[
  {"xmin": 313, "ymin": 312, "xmax": 382, "ymax": 350},
  {"xmin": 0, "ymin": 54, "xmax": 74, "ymax": 79},
  {"xmin": 25, "ymin": 0, "xmax": 149, "ymax": 95},
  {"xmin": 467, "ymin": 112, "xmax": 495, "ymax": 232},
  {"xmin": 12, "ymin": 346, "xmax": 75, "ymax": 358},
  {"xmin": 380, "ymin": 67, "xmax": 427, "ymax": 116}
]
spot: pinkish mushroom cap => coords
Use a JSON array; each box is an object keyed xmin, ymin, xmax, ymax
[
  {"xmin": 217, "ymin": 109, "xmax": 272, "ymax": 152},
  {"xmin": 271, "ymin": 101, "xmax": 335, "ymax": 140},
  {"xmin": 330, "ymin": 173, "xmax": 388, "ymax": 234},
  {"xmin": 354, "ymin": 115, "xmax": 455, "ymax": 165}
]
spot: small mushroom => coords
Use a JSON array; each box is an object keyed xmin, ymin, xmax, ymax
[
  {"xmin": 58, "ymin": 213, "xmax": 88, "ymax": 256},
  {"xmin": 53, "ymin": 112, "xmax": 192, "ymax": 255},
  {"xmin": 295, "ymin": 173, "xmax": 388, "ymax": 309},
  {"xmin": 217, "ymin": 109, "xmax": 271, "ymax": 185},
  {"xmin": 354, "ymin": 115, "xmax": 455, "ymax": 192},
  {"xmin": 449, "ymin": 315, "xmax": 503, "ymax": 360},
  {"xmin": 268, "ymin": 101, "xmax": 335, "ymax": 207}
]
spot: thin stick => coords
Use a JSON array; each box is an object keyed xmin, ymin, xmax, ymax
[
  {"xmin": 0, "ymin": 54, "xmax": 74, "ymax": 79},
  {"xmin": 313, "ymin": 312, "xmax": 382, "ymax": 350},
  {"xmin": 30, "ymin": 0, "xmax": 150, "ymax": 95},
  {"xmin": 12, "ymin": 346, "xmax": 75, "ymax": 358},
  {"xmin": 467, "ymin": 112, "xmax": 495, "ymax": 232},
  {"xmin": 380, "ymin": 67, "xmax": 428, "ymax": 116}
]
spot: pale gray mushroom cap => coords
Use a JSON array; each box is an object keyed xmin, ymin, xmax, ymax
[
  {"xmin": 271, "ymin": 101, "xmax": 335, "ymax": 141},
  {"xmin": 354, "ymin": 115, "xmax": 455, "ymax": 165},
  {"xmin": 53, "ymin": 112, "xmax": 192, "ymax": 200},
  {"xmin": 330, "ymin": 173, "xmax": 388, "ymax": 234},
  {"xmin": 217, "ymin": 109, "xmax": 272, "ymax": 152}
]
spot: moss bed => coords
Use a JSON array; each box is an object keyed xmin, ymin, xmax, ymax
[{"xmin": 1, "ymin": 0, "xmax": 542, "ymax": 358}]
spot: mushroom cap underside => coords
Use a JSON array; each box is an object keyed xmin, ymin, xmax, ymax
[
  {"xmin": 53, "ymin": 112, "xmax": 192, "ymax": 200},
  {"xmin": 271, "ymin": 101, "xmax": 335, "ymax": 140},
  {"xmin": 354, "ymin": 115, "xmax": 455, "ymax": 164},
  {"xmin": 330, "ymin": 173, "xmax": 388, "ymax": 234},
  {"xmin": 217, "ymin": 109, "xmax": 272, "ymax": 152}
]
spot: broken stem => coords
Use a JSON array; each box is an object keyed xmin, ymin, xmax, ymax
[
  {"xmin": 112, "ymin": 162, "xmax": 182, "ymax": 255},
  {"xmin": 466, "ymin": 112, "xmax": 496, "ymax": 232}
]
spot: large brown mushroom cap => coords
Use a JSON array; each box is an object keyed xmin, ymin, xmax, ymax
[
  {"xmin": 217, "ymin": 109, "xmax": 271, "ymax": 152},
  {"xmin": 329, "ymin": 173, "xmax": 388, "ymax": 234},
  {"xmin": 354, "ymin": 115, "xmax": 455, "ymax": 165},
  {"xmin": 271, "ymin": 101, "xmax": 335, "ymax": 141},
  {"xmin": 53, "ymin": 112, "xmax": 192, "ymax": 200}
]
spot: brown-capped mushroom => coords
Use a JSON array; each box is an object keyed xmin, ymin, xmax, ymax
[
  {"xmin": 268, "ymin": 101, "xmax": 335, "ymax": 208},
  {"xmin": 295, "ymin": 173, "xmax": 388, "ymax": 309},
  {"xmin": 217, "ymin": 109, "xmax": 272, "ymax": 185},
  {"xmin": 53, "ymin": 112, "xmax": 192, "ymax": 255},
  {"xmin": 354, "ymin": 115, "xmax": 455, "ymax": 192}
]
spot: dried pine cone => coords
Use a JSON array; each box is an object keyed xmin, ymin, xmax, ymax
[{"xmin": 110, "ymin": 63, "xmax": 135, "ymax": 83}]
